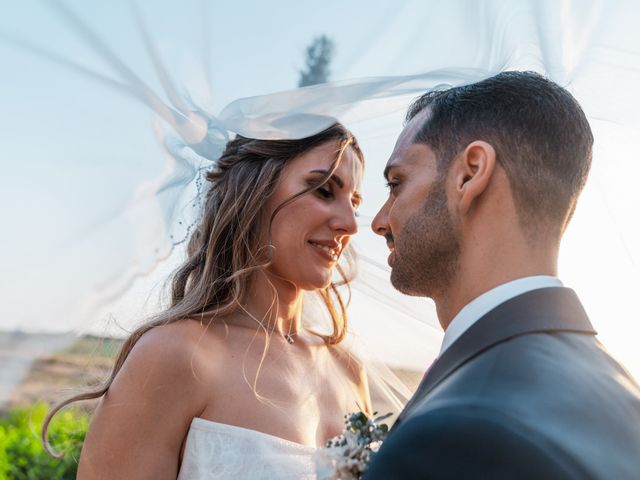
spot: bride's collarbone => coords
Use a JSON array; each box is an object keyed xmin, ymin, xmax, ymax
[
  {"xmin": 195, "ymin": 333, "xmax": 353, "ymax": 414},
  {"xmin": 205, "ymin": 323, "xmax": 344, "ymax": 375},
  {"xmin": 185, "ymin": 322, "xmax": 361, "ymax": 412},
  {"xmin": 210, "ymin": 346, "xmax": 344, "ymax": 398}
]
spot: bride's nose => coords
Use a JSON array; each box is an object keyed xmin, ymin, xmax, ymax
[{"xmin": 330, "ymin": 203, "xmax": 358, "ymax": 235}]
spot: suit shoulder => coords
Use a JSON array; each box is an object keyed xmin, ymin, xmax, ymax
[{"xmin": 365, "ymin": 406, "xmax": 588, "ymax": 480}]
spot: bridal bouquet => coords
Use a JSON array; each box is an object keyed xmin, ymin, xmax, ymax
[{"xmin": 315, "ymin": 411, "xmax": 392, "ymax": 480}]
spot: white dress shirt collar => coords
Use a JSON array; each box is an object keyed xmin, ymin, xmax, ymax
[{"xmin": 439, "ymin": 275, "xmax": 563, "ymax": 355}]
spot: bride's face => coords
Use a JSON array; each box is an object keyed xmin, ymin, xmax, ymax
[{"xmin": 265, "ymin": 140, "xmax": 362, "ymax": 291}]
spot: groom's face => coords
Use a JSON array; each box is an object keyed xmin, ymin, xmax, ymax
[{"xmin": 371, "ymin": 110, "xmax": 460, "ymax": 297}]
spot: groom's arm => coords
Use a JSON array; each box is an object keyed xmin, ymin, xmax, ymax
[{"xmin": 365, "ymin": 407, "xmax": 583, "ymax": 480}]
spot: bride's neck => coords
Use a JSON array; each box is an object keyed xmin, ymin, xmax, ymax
[{"xmin": 238, "ymin": 271, "xmax": 304, "ymax": 335}]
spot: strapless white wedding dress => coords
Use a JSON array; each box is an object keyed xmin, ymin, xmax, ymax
[{"xmin": 177, "ymin": 418, "xmax": 317, "ymax": 479}]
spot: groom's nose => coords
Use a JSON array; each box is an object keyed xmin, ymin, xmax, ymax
[{"xmin": 371, "ymin": 203, "xmax": 390, "ymax": 237}]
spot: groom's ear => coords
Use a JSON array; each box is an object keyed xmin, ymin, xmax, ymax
[{"xmin": 453, "ymin": 140, "xmax": 497, "ymax": 216}]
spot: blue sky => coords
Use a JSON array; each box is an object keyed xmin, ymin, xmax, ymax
[{"xmin": 1, "ymin": 1, "xmax": 639, "ymax": 374}]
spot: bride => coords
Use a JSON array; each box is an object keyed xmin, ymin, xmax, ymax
[{"xmin": 44, "ymin": 123, "xmax": 370, "ymax": 479}]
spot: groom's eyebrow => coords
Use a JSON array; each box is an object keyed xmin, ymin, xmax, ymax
[{"xmin": 383, "ymin": 164, "xmax": 397, "ymax": 180}]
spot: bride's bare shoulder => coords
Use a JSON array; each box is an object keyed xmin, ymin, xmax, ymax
[
  {"xmin": 126, "ymin": 320, "xmax": 223, "ymax": 381},
  {"xmin": 135, "ymin": 319, "xmax": 216, "ymax": 352},
  {"xmin": 78, "ymin": 320, "xmax": 224, "ymax": 478}
]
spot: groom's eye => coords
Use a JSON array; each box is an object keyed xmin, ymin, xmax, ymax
[{"xmin": 386, "ymin": 180, "xmax": 400, "ymax": 194}]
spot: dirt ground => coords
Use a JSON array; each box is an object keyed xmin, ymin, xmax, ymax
[{"xmin": 2, "ymin": 335, "xmax": 123, "ymax": 414}]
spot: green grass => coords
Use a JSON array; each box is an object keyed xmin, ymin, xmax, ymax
[
  {"xmin": 0, "ymin": 335, "xmax": 122, "ymax": 478},
  {"xmin": 0, "ymin": 403, "xmax": 89, "ymax": 480}
]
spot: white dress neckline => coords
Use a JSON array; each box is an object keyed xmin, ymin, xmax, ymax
[
  {"xmin": 190, "ymin": 417, "xmax": 318, "ymax": 451},
  {"xmin": 177, "ymin": 417, "xmax": 318, "ymax": 479}
]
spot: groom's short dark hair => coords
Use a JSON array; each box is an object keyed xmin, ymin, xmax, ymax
[{"xmin": 406, "ymin": 71, "xmax": 593, "ymax": 237}]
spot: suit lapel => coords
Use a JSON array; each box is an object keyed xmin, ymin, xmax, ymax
[{"xmin": 394, "ymin": 287, "xmax": 596, "ymax": 427}]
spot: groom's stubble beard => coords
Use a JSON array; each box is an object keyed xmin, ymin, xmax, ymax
[{"xmin": 390, "ymin": 179, "xmax": 460, "ymax": 298}]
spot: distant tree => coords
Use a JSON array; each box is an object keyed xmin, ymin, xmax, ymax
[{"xmin": 298, "ymin": 35, "xmax": 335, "ymax": 87}]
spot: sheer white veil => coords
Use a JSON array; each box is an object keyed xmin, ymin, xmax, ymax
[{"xmin": 2, "ymin": 0, "xmax": 639, "ymax": 413}]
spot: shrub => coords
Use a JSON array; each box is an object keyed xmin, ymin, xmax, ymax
[{"xmin": 0, "ymin": 403, "xmax": 89, "ymax": 480}]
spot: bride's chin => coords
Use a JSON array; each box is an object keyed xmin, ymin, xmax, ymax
[{"xmin": 296, "ymin": 273, "xmax": 333, "ymax": 292}]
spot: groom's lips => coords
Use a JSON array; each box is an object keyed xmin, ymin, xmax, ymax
[{"xmin": 387, "ymin": 243, "xmax": 395, "ymax": 266}]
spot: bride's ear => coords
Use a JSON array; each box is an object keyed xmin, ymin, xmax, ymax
[{"xmin": 453, "ymin": 140, "xmax": 496, "ymax": 216}]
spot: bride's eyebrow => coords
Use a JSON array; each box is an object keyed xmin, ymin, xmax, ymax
[
  {"xmin": 310, "ymin": 169, "xmax": 363, "ymax": 205},
  {"xmin": 309, "ymin": 169, "xmax": 344, "ymax": 188}
]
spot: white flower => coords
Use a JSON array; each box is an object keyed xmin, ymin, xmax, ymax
[{"xmin": 314, "ymin": 411, "xmax": 392, "ymax": 480}]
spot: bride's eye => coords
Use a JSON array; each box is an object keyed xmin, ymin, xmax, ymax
[
  {"xmin": 352, "ymin": 197, "xmax": 362, "ymax": 216},
  {"xmin": 316, "ymin": 186, "xmax": 333, "ymax": 199},
  {"xmin": 307, "ymin": 178, "xmax": 334, "ymax": 199}
]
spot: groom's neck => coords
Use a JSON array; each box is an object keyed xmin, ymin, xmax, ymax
[{"xmin": 434, "ymin": 236, "xmax": 559, "ymax": 331}]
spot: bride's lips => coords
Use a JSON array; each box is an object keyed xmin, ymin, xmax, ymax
[{"xmin": 308, "ymin": 240, "xmax": 340, "ymax": 262}]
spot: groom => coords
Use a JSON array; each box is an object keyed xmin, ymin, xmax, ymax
[{"xmin": 365, "ymin": 72, "xmax": 640, "ymax": 479}]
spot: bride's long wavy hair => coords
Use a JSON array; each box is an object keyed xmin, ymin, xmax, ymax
[{"xmin": 42, "ymin": 123, "xmax": 363, "ymax": 456}]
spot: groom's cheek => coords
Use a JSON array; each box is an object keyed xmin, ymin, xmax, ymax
[{"xmin": 388, "ymin": 205, "xmax": 402, "ymax": 233}]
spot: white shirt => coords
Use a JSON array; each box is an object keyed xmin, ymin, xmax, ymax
[{"xmin": 439, "ymin": 276, "xmax": 563, "ymax": 355}]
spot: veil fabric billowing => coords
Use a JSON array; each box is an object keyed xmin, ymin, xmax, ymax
[{"xmin": 2, "ymin": 0, "xmax": 640, "ymax": 412}]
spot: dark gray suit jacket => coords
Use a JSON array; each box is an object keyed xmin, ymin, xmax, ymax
[{"xmin": 365, "ymin": 287, "xmax": 640, "ymax": 479}]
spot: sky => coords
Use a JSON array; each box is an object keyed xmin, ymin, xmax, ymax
[{"xmin": 1, "ymin": 0, "xmax": 639, "ymax": 376}]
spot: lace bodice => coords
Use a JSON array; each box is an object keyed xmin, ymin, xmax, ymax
[{"xmin": 177, "ymin": 418, "xmax": 317, "ymax": 479}]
